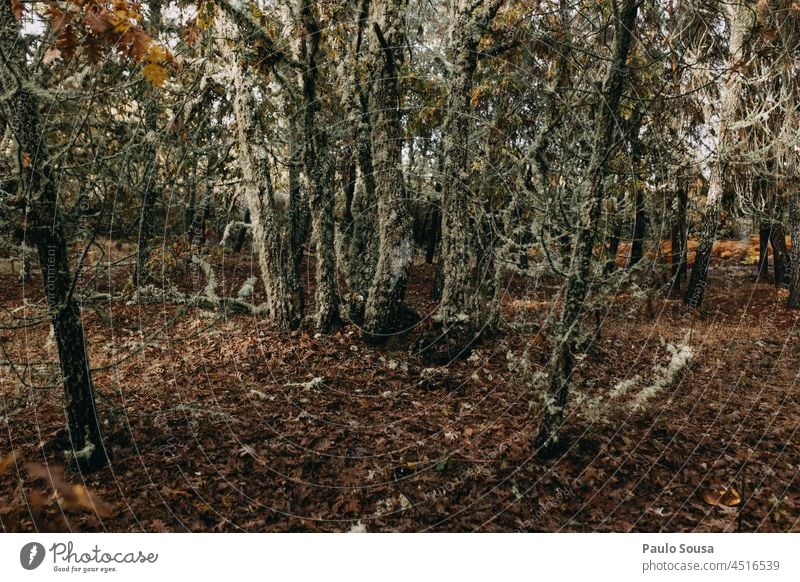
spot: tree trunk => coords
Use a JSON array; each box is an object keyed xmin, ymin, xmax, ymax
[
  {"xmin": 684, "ymin": 2, "xmax": 752, "ymax": 309},
  {"xmin": 297, "ymin": 0, "xmax": 341, "ymax": 332},
  {"xmin": 770, "ymin": 220, "xmax": 789, "ymax": 289},
  {"xmin": 670, "ymin": 183, "xmax": 688, "ymax": 291},
  {"xmin": 0, "ymin": 0, "xmax": 106, "ymax": 471},
  {"xmin": 604, "ymin": 191, "xmax": 623, "ymax": 275},
  {"xmin": 134, "ymin": 0, "xmax": 163, "ymax": 287},
  {"xmin": 604, "ymin": 230, "xmax": 621, "ymax": 275},
  {"xmin": 629, "ymin": 183, "xmax": 647, "ymax": 267},
  {"xmin": 758, "ymin": 223, "xmax": 770, "ymax": 279},
  {"xmin": 287, "ymin": 115, "xmax": 310, "ymax": 278},
  {"xmin": 362, "ymin": 0, "xmax": 414, "ymax": 337},
  {"xmin": 536, "ymin": 0, "xmax": 639, "ymax": 457},
  {"xmin": 189, "ymin": 152, "xmax": 216, "ymax": 248},
  {"xmin": 788, "ymin": 190, "xmax": 800, "ymax": 308},
  {"xmin": 231, "ymin": 207, "xmax": 250, "ymax": 253},
  {"xmin": 338, "ymin": 0, "xmax": 379, "ymax": 323},
  {"xmin": 628, "ymin": 111, "xmax": 646, "ymax": 268},
  {"xmin": 218, "ymin": 14, "xmax": 303, "ymax": 329},
  {"xmin": 425, "ymin": 203, "xmax": 441, "ymax": 265},
  {"xmin": 437, "ymin": 0, "xmax": 504, "ymax": 343}
]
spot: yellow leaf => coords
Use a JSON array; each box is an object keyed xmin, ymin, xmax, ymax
[
  {"xmin": 142, "ymin": 62, "xmax": 169, "ymax": 87},
  {"xmin": 470, "ymin": 86, "xmax": 482, "ymax": 107},
  {"xmin": 146, "ymin": 45, "xmax": 169, "ymax": 64},
  {"xmin": 112, "ymin": 17, "xmax": 133, "ymax": 34},
  {"xmin": 702, "ymin": 485, "xmax": 741, "ymax": 507}
]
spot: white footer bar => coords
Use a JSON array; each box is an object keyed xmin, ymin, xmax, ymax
[{"xmin": 2, "ymin": 533, "xmax": 797, "ymax": 581}]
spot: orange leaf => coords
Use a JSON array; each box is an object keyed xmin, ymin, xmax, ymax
[
  {"xmin": 84, "ymin": 10, "xmax": 114, "ymax": 35},
  {"xmin": 142, "ymin": 62, "xmax": 169, "ymax": 87},
  {"xmin": 26, "ymin": 463, "xmax": 113, "ymax": 517},
  {"xmin": 56, "ymin": 25, "xmax": 78, "ymax": 60},
  {"xmin": 182, "ymin": 20, "xmax": 200, "ymax": 47},
  {"xmin": 11, "ymin": 0, "xmax": 24, "ymax": 20},
  {"xmin": 45, "ymin": 5, "xmax": 68, "ymax": 33},
  {"xmin": 702, "ymin": 485, "xmax": 741, "ymax": 507},
  {"xmin": 63, "ymin": 485, "xmax": 114, "ymax": 517},
  {"xmin": 0, "ymin": 454, "xmax": 15, "ymax": 475}
]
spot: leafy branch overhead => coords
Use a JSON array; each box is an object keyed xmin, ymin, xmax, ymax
[{"xmin": 39, "ymin": 0, "xmax": 175, "ymax": 86}]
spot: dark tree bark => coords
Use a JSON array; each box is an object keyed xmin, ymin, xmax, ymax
[
  {"xmin": 628, "ymin": 110, "xmax": 647, "ymax": 268},
  {"xmin": 788, "ymin": 190, "xmax": 800, "ymax": 308},
  {"xmin": 770, "ymin": 220, "xmax": 789, "ymax": 289},
  {"xmin": 758, "ymin": 223, "xmax": 770, "ymax": 279},
  {"xmin": 604, "ymin": 217, "xmax": 621, "ymax": 274},
  {"xmin": 425, "ymin": 202, "xmax": 441, "ymax": 266},
  {"xmin": 0, "ymin": 0, "xmax": 107, "ymax": 471},
  {"xmin": 629, "ymin": 186, "xmax": 647, "ymax": 267},
  {"xmin": 670, "ymin": 183, "xmax": 688, "ymax": 291},
  {"xmin": 536, "ymin": 0, "xmax": 639, "ymax": 457},
  {"xmin": 189, "ymin": 152, "xmax": 217, "ymax": 248},
  {"xmin": 134, "ymin": 0, "xmax": 163, "ymax": 287}
]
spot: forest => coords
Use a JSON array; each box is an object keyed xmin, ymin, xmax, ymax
[{"xmin": 0, "ymin": 0, "xmax": 799, "ymax": 532}]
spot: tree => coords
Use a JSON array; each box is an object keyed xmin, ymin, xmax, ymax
[
  {"xmin": 684, "ymin": 2, "xmax": 755, "ymax": 309},
  {"xmin": 216, "ymin": 2, "xmax": 304, "ymax": 329},
  {"xmin": 536, "ymin": 0, "xmax": 640, "ymax": 456},
  {"xmin": 337, "ymin": 0, "xmax": 379, "ymax": 324},
  {"xmin": 133, "ymin": 0, "xmax": 164, "ymax": 287},
  {"xmin": 0, "ymin": 0, "xmax": 107, "ymax": 471},
  {"xmin": 789, "ymin": 189, "xmax": 800, "ymax": 309},
  {"xmin": 362, "ymin": 0, "xmax": 414, "ymax": 338},
  {"xmin": 294, "ymin": 0, "xmax": 342, "ymax": 332},
  {"xmin": 436, "ymin": 0, "xmax": 505, "ymax": 351}
]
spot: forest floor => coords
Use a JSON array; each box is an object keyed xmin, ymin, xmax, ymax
[{"xmin": 1, "ymin": 237, "xmax": 799, "ymax": 532}]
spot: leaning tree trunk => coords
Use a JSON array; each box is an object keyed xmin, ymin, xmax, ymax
[
  {"xmin": 536, "ymin": 0, "xmax": 639, "ymax": 457},
  {"xmin": 218, "ymin": 14, "xmax": 303, "ymax": 329},
  {"xmin": 362, "ymin": 0, "xmax": 414, "ymax": 337},
  {"xmin": 684, "ymin": 2, "xmax": 752, "ymax": 309},
  {"xmin": 437, "ymin": 0, "xmax": 505, "ymax": 348},
  {"xmin": 788, "ymin": 188, "xmax": 800, "ymax": 308},
  {"xmin": 0, "ymin": 0, "xmax": 106, "ymax": 471}
]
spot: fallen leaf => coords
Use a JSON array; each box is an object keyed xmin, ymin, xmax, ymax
[
  {"xmin": 0, "ymin": 454, "xmax": 15, "ymax": 475},
  {"xmin": 702, "ymin": 485, "xmax": 741, "ymax": 507}
]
